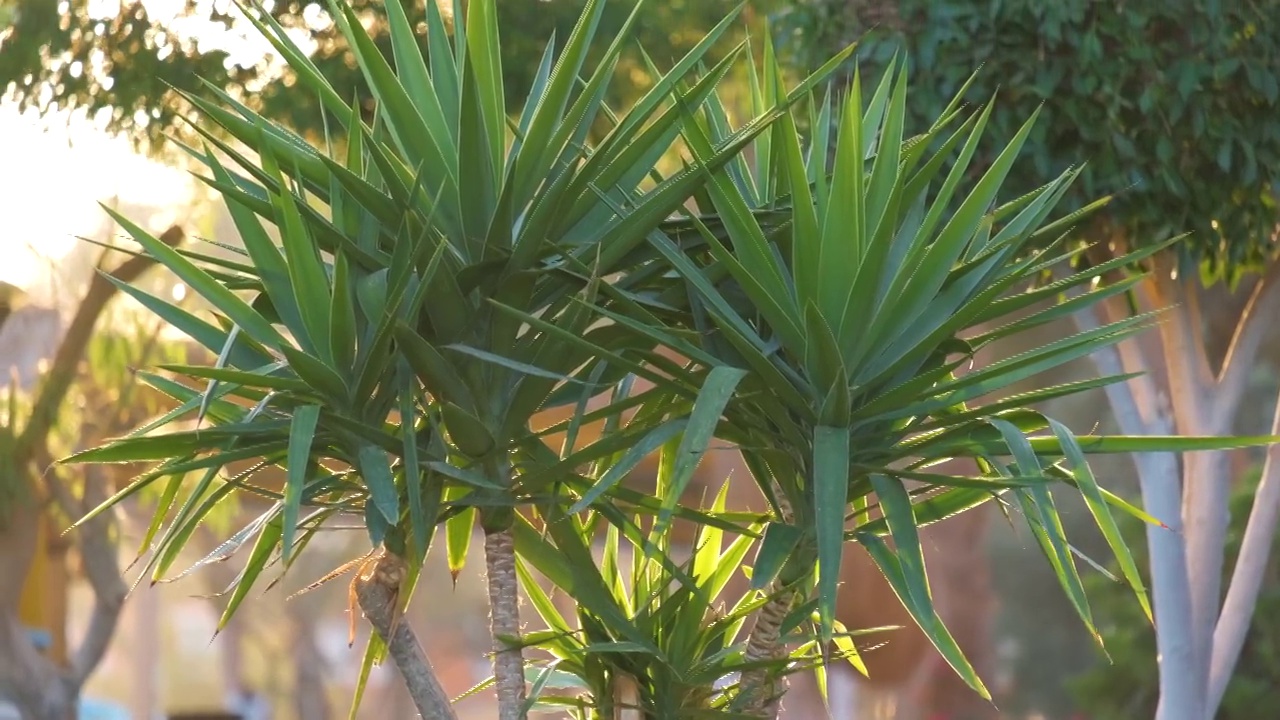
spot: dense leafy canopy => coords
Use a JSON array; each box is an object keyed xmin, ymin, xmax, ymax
[
  {"xmin": 0, "ymin": 0, "xmax": 774, "ymax": 152},
  {"xmin": 776, "ymin": 0, "xmax": 1280, "ymax": 281}
]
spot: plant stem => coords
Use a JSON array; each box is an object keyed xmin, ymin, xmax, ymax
[
  {"xmin": 738, "ymin": 486, "xmax": 798, "ymax": 718},
  {"xmin": 353, "ymin": 551, "xmax": 457, "ymax": 720},
  {"xmin": 1144, "ymin": 272, "xmax": 1223, "ymax": 703},
  {"xmin": 737, "ymin": 586, "xmax": 797, "ymax": 717},
  {"xmin": 613, "ymin": 673, "xmax": 641, "ymax": 720},
  {"xmin": 486, "ymin": 527, "xmax": 527, "ymax": 720}
]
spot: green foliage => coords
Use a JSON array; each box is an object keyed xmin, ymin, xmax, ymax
[
  {"xmin": 0, "ymin": 384, "xmax": 28, "ymax": 526},
  {"xmin": 775, "ymin": 0, "xmax": 1280, "ymax": 282},
  {"xmin": 1070, "ymin": 466, "xmax": 1280, "ymax": 719},
  {"xmin": 60, "ymin": 0, "xmax": 1280, "ymax": 714},
  {"xmin": 515, "ymin": 476, "xmax": 768, "ymax": 715},
  {"xmin": 0, "ymin": 313, "xmax": 183, "ymax": 525},
  {"xmin": 1, "ymin": 0, "xmax": 778, "ymax": 153},
  {"xmin": 62, "ymin": 0, "xmax": 845, "ymax": 712},
  {"xmin": 634, "ymin": 55, "xmax": 1241, "ymax": 700}
]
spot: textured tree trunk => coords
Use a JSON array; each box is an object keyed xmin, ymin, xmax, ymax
[
  {"xmin": 353, "ymin": 550, "xmax": 456, "ymax": 720},
  {"xmin": 737, "ymin": 587, "xmax": 798, "ymax": 718},
  {"xmin": 484, "ymin": 528, "xmax": 527, "ymax": 720},
  {"xmin": 737, "ymin": 488, "xmax": 799, "ymax": 719}
]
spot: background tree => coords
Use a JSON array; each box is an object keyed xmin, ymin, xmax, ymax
[
  {"xmin": 0, "ymin": 227, "xmax": 183, "ymax": 720},
  {"xmin": 1071, "ymin": 458, "xmax": 1280, "ymax": 719},
  {"xmin": 0, "ymin": 0, "xmax": 780, "ymax": 153},
  {"xmin": 775, "ymin": 2, "xmax": 1280, "ymax": 719}
]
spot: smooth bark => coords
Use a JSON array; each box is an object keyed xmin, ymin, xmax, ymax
[
  {"xmin": 1084, "ymin": 259, "xmax": 1280, "ymax": 720},
  {"xmin": 1143, "ymin": 276, "xmax": 1222, "ymax": 702},
  {"xmin": 1209, "ymin": 262, "xmax": 1280, "ymax": 431},
  {"xmin": 1208, "ymin": 387, "xmax": 1280, "ymax": 709},
  {"xmin": 0, "ymin": 469, "xmax": 130, "ymax": 720},
  {"xmin": 47, "ymin": 467, "xmax": 127, "ymax": 685},
  {"xmin": 1205, "ymin": 267, "xmax": 1280, "ymax": 711},
  {"xmin": 1078, "ymin": 299, "xmax": 1201, "ymax": 720}
]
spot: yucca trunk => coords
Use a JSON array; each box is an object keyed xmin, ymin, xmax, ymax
[
  {"xmin": 353, "ymin": 551, "xmax": 456, "ymax": 720},
  {"xmin": 738, "ymin": 587, "xmax": 800, "ymax": 717},
  {"xmin": 738, "ymin": 488, "xmax": 799, "ymax": 717},
  {"xmin": 485, "ymin": 527, "xmax": 527, "ymax": 719},
  {"xmin": 612, "ymin": 673, "xmax": 642, "ymax": 720}
]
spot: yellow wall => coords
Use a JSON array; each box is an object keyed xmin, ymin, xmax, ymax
[
  {"xmin": 17, "ymin": 509, "xmax": 69, "ymax": 666},
  {"xmin": 17, "ymin": 511, "xmax": 49, "ymax": 625}
]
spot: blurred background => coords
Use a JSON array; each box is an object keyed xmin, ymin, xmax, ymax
[{"xmin": 1, "ymin": 1, "xmax": 1277, "ymax": 719}]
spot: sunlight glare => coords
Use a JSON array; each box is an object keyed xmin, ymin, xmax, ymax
[{"xmin": 0, "ymin": 107, "xmax": 195, "ymax": 295}]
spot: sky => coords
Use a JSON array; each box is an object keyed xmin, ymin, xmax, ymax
[
  {"xmin": 0, "ymin": 106, "xmax": 196, "ymax": 299},
  {"xmin": 0, "ymin": 0, "xmax": 307, "ymax": 303}
]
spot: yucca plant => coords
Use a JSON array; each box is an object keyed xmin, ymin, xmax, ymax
[
  {"xmin": 558, "ymin": 55, "xmax": 1280, "ymax": 715},
  {"xmin": 514, "ymin": 471, "xmax": 758, "ymax": 716},
  {"xmin": 63, "ymin": 1, "xmax": 1279, "ymax": 718},
  {"xmin": 506, "ymin": 422, "xmax": 883, "ymax": 718},
  {"xmin": 63, "ymin": 1, "xmax": 855, "ymax": 718}
]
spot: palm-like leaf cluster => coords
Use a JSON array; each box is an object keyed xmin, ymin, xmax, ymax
[{"xmin": 68, "ymin": 1, "xmax": 1277, "ymax": 717}]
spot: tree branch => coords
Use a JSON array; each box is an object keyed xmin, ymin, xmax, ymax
[
  {"xmin": 353, "ymin": 550, "xmax": 457, "ymax": 720},
  {"xmin": 1143, "ymin": 271, "xmax": 1210, "ymax": 433},
  {"xmin": 1208, "ymin": 384, "xmax": 1280, "ymax": 712},
  {"xmin": 67, "ymin": 466, "xmax": 128, "ymax": 686},
  {"xmin": 1212, "ymin": 263, "xmax": 1280, "ymax": 431},
  {"xmin": 33, "ymin": 446, "xmax": 129, "ymax": 689},
  {"xmin": 16, "ymin": 226, "xmax": 184, "ymax": 462},
  {"xmin": 1138, "ymin": 256, "xmax": 1214, "ymax": 397},
  {"xmin": 1180, "ymin": 279, "xmax": 1216, "ymax": 390}
]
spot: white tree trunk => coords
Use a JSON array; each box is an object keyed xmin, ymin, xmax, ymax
[
  {"xmin": 1085, "ymin": 260, "xmax": 1280, "ymax": 720},
  {"xmin": 1138, "ymin": 451, "xmax": 1202, "ymax": 720},
  {"xmin": 1077, "ymin": 303, "xmax": 1202, "ymax": 720},
  {"xmin": 1208, "ymin": 388, "xmax": 1280, "ymax": 709}
]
